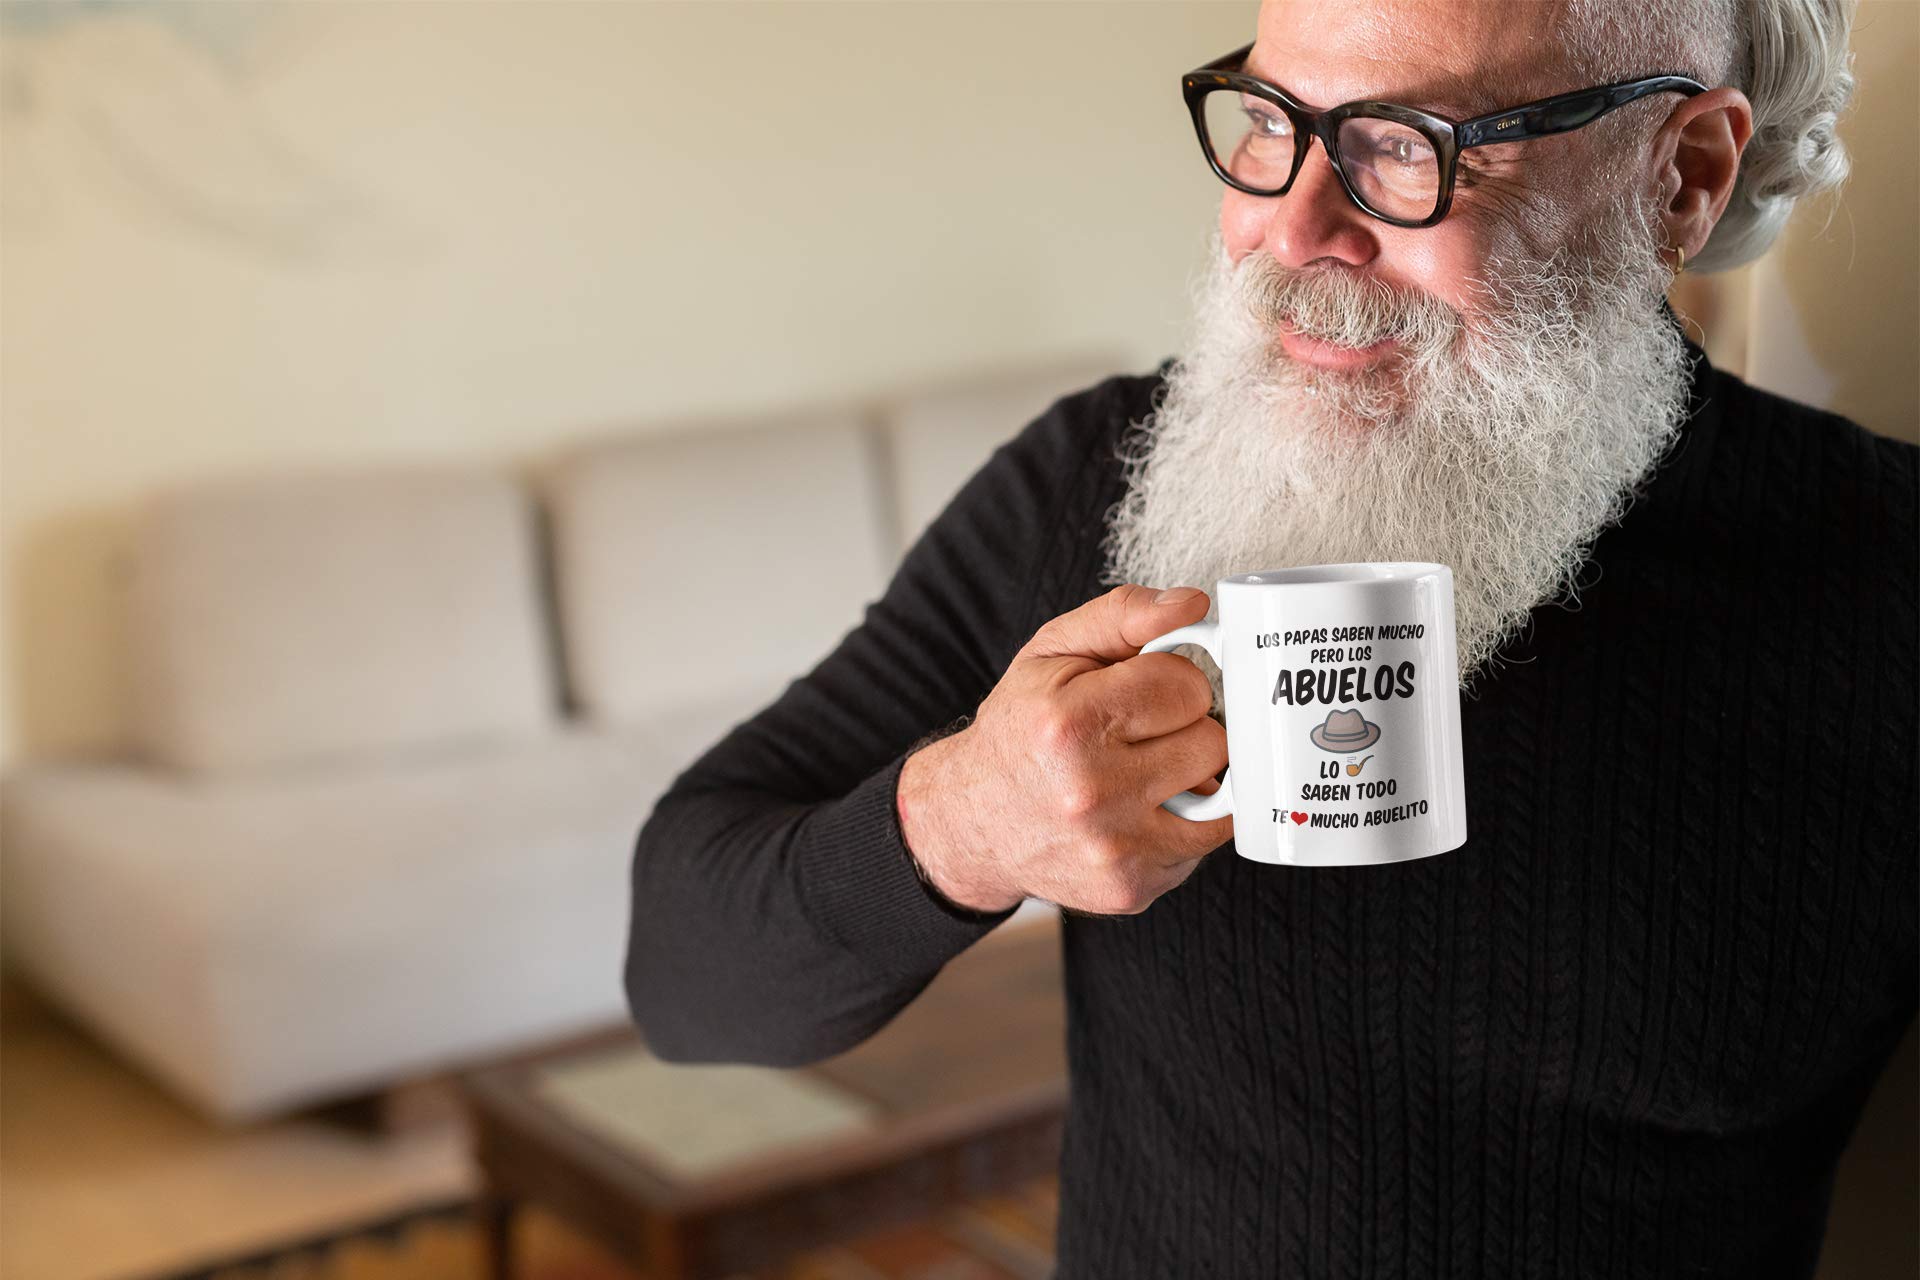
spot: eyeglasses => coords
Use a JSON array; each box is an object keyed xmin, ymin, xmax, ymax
[{"xmin": 1182, "ymin": 42, "xmax": 1707, "ymax": 228}]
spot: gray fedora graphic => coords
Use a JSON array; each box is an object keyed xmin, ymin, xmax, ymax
[{"xmin": 1310, "ymin": 707, "xmax": 1381, "ymax": 752}]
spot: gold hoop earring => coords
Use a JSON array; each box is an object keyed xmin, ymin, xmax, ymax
[{"xmin": 1672, "ymin": 244, "xmax": 1687, "ymax": 274}]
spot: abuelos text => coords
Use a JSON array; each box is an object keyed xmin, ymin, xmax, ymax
[{"xmin": 1271, "ymin": 662, "xmax": 1417, "ymax": 706}]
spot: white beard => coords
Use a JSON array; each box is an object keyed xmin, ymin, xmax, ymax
[{"xmin": 1100, "ymin": 195, "xmax": 1692, "ymax": 713}]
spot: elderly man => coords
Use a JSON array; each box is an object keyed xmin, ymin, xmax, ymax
[{"xmin": 626, "ymin": 0, "xmax": 1916, "ymax": 1274}]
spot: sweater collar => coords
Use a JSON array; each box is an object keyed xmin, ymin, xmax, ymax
[{"xmin": 1653, "ymin": 297, "xmax": 1720, "ymax": 491}]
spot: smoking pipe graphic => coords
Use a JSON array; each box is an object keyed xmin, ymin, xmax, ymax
[{"xmin": 1345, "ymin": 755, "xmax": 1376, "ymax": 777}]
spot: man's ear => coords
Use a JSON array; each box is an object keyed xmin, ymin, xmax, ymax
[{"xmin": 1653, "ymin": 87, "xmax": 1754, "ymax": 265}]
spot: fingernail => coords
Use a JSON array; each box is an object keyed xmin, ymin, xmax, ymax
[{"xmin": 1154, "ymin": 587, "xmax": 1202, "ymax": 605}]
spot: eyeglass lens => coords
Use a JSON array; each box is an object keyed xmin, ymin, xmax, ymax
[{"xmin": 1199, "ymin": 89, "xmax": 1442, "ymax": 223}]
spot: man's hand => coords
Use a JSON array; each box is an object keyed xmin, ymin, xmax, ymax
[{"xmin": 896, "ymin": 584, "xmax": 1233, "ymax": 916}]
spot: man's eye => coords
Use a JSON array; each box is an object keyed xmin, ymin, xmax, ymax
[
  {"xmin": 1244, "ymin": 103, "xmax": 1293, "ymax": 138},
  {"xmin": 1383, "ymin": 135, "xmax": 1434, "ymax": 166}
]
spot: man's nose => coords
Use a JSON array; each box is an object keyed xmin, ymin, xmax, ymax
[{"xmin": 1221, "ymin": 139, "xmax": 1378, "ymax": 271}]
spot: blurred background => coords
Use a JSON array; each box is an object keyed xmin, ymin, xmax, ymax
[{"xmin": 0, "ymin": 2, "xmax": 1912, "ymax": 1279}]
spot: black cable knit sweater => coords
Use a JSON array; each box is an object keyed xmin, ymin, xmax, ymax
[{"xmin": 624, "ymin": 333, "xmax": 1918, "ymax": 1278}]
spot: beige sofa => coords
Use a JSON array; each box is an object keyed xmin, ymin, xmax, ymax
[{"xmin": 0, "ymin": 354, "xmax": 1120, "ymax": 1124}]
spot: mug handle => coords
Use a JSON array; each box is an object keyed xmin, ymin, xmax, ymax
[{"xmin": 1138, "ymin": 621, "xmax": 1234, "ymax": 822}]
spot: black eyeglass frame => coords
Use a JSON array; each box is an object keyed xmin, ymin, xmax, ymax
[{"xmin": 1182, "ymin": 41, "xmax": 1708, "ymax": 228}]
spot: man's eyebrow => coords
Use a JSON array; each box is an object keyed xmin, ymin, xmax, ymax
[{"xmin": 1241, "ymin": 54, "xmax": 1514, "ymax": 120}]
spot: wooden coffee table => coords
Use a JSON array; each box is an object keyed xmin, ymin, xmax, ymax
[{"xmin": 459, "ymin": 912, "xmax": 1067, "ymax": 1280}]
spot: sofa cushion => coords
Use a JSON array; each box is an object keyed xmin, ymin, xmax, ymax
[
  {"xmin": 0, "ymin": 707, "xmax": 765, "ymax": 1121},
  {"xmin": 541, "ymin": 410, "xmax": 889, "ymax": 728},
  {"xmin": 879, "ymin": 354, "xmax": 1127, "ymax": 550},
  {"xmin": 126, "ymin": 463, "xmax": 559, "ymax": 777}
]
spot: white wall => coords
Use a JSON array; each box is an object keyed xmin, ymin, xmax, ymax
[{"xmin": 0, "ymin": 0, "xmax": 1250, "ymax": 770}]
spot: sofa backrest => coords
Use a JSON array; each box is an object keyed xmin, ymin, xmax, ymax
[
  {"xmin": 540, "ymin": 354, "xmax": 1131, "ymax": 734},
  {"xmin": 539, "ymin": 407, "xmax": 891, "ymax": 729},
  {"xmin": 118, "ymin": 354, "xmax": 1136, "ymax": 769},
  {"xmin": 127, "ymin": 462, "xmax": 560, "ymax": 776},
  {"xmin": 877, "ymin": 354, "xmax": 1130, "ymax": 552}
]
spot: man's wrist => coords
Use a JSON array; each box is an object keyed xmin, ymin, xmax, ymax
[{"xmin": 897, "ymin": 723, "xmax": 1021, "ymax": 917}]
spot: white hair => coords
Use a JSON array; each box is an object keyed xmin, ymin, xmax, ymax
[{"xmin": 1562, "ymin": 0, "xmax": 1856, "ymax": 271}]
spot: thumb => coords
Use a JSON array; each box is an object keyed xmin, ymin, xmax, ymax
[{"xmin": 1020, "ymin": 583, "xmax": 1210, "ymax": 666}]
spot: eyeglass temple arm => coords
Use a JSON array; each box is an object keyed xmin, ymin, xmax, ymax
[{"xmin": 1456, "ymin": 75, "xmax": 1708, "ymax": 149}]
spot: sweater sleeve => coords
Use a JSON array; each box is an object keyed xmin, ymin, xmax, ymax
[{"xmin": 622, "ymin": 372, "xmax": 1141, "ymax": 1066}]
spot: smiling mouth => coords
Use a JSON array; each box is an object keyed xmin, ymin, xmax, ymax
[{"xmin": 1275, "ymin": 321, "xmax": 1400, "ymax": 370}]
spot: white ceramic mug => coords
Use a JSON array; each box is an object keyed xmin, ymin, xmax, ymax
[{"xmin": 1140, "ymin": 563, "xmax": 1468, "ymax": 867}]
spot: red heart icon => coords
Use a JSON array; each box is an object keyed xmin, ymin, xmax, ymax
[{"xmin": 1290, "ymin": 811, "xmax": 1309, "ymax": 825}]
